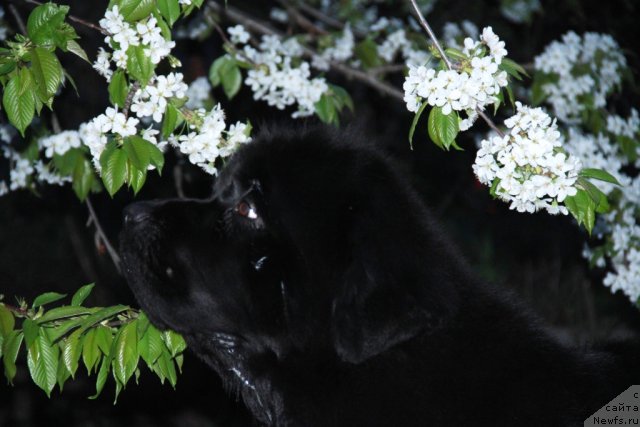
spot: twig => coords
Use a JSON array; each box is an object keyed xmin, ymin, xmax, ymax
[
  {"xmin": 86, "ymin": 196, "xmax": 122, "ymax": 273},
  {"xmin": 207, "ymin": 1, "xmax": 404, "ymax": 101},
  {"xmin": 408, "ymin": 0, "xmax": 505, "ymax": 137},
  {"xmin": 276, "ymin": 0, "xmax": 329, "ymax": 36},
  {"xmin": 369, "ymin": 64, "xmax": 407, "ymax": 76},
  {"xmin": 2, "ymin": 303, "xmax": 29, "ymax": 317},
  {"xmin": 21, "ymin": 0, "xmax": 109, "ymax": 35},
  {"xmin": 8, "ymin": 4, "xmax": 27, "ymax": 35},
  {"xmin": 296, "ymin": 3, "xmax": 368, "ymax": 39},
  {"xmin": 123, "ymin": 81, "xmax": 141, "ymax": 119}
]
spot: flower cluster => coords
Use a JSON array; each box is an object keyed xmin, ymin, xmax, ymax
[
  {"xmin": 403, "ymin": 27, "xmax": 509, "ymax": 130},
  {"xmin": 185, "ymin": 76, "xmax": 213, "ymax": 109},
  {"xmin": 170, "ymin": 104, "xmax": 251, "ymax": 175},
  {"xmin": 230, "ymin": 28, "xmax": 330, "ymax": 118},
  {"xmin": 39, "ymin": 130, "xmax": 82, "ymax": 158},
  {"xmin": 442, "ymin": 21, "xmax": 479, "ymax": 50},
  {"xmin": 130, "ymin": 73, "xmax": 189, "ymax": 123},
  {"xmin": 473, "ymin": 102, "xmax": 582, "ymax": 214},
  {"xmin": 565, "ymin": 109, "xmax": 640, "ymax": 303},
  {"xmin": 93, "ymin": 7, "xmax": 175, "ymax": 81},
  {"xmin": 533, "ymin": 32, "xmax": 627, "ymax": 123},
  {"xmin": 312, "ymin": 25, "xmax": 355, "ymax": 71}
]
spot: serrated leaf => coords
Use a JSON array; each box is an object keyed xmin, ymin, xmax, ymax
[
  {"xmin": 27, "ymin": 329, "xmax": 59, "ymax": 397},
  {"xmin": 3, "ymin": 331, "xmax": 23, "ymax": 384},
  {"xmin": 427, "ymin": 107, "xmax": 444, "ymax": 149},
  {"xmin": 408, "ymin": 102, "xmax": 427, "ymax": 148},
  {"xmin": 82, "ymin": 328, "xmax": 101, "ymax": 374},
  {"xmin": 136, "ymin": 313, "xmax": 150, "ymax": 337},
  {"xmin": 33, "ymin": 292, "xmax": 67, "ymax": 309},
  {"xmin": 155, "ymin": 349, "xmax": 177, "ymax": 388},
  {"xmin": 71, "ymin": 283, "xmax": 95, "ymax": 306},
  {"xmin": 113, "ymin": 321, "xmax": 138, "ymax": 387},
  {"xmin": 123, "ymin": 136, "xmax": 152, "ymax": 171},
  {"xmin": 23, "ymin": 319, "xmax": 40, "ymax": 349},
  {"xmin": 157, "ymin": 0, "xmax": 181, "ymax": 25},
  {"xmin": 76, "ymin": 305, "xmax": 129, "ymax": 335},
  {"xmin": 161, "ymin": 103, "xmax": 179, "ymax": 138},
  {"xmin": 109, "ymin": 70, "xmax": 128, "ymax": 108},
  {"xmin": 579, "ymin": 168, "xmax": 622, "ymax": 186},
  {"xmin": 27, "ymin": 3, "xmax": 69, "ymax": 45},
  {"xmin": 36, "ymin": 306, "xmax": 93, "ymax": 324},
  {"xmin": 47, "ymin": 316, "xmax": 87, "ymax": 343},
  {"xmin": 219, "ymin": 60, "xmax": 242, "ymax": 99},
  {"xmin": 89, "ymin": 327, "xmax": 119, "ymax": 400},
  {"xmin": 126, "ymin": 45, "xmax": 154, "ymax": 86},
  {"xmin": 139, "ymin": 323, "xmax": 164, "ymax": 366},
  {"xmin": 66, "ymin": 40, "xmax": 90, "ymax": 63},
  {"xmin": 3, "ymin": 71, "xmax": 35, "ymax": 136},
  {"xmin": 162, "ymin": 330, "xmax": 186, "ymax": 357},
  {"xmin": 31, "ymin": 47, "xmax": 63, "ymax": 99},
  {"xmin": 0, "ymin": 304, "xmax": 15, "ymax": 338},
  {"xmin": 120, "ymin": 0, "xmax": 156, "ymax": 22},
  {"xmin": 127, "ymin": 160, "xmax": 147, "ymax": 195},
  {"xmin": 62, "ymin": 329, "xmax": 83, "ymax": 378},
  {"xmin": 72, "ymin": 157, "xmax": 96, "ymax": 201},
  {"xmin": 56, "ymin": 350, "xmax": 72, "ymax": 391},
  {"xmin": 314, "ymin": 94, "xmax": 337, "ymax": 124},
  {"xmin": 100, "ymin": 144, "xmax": 128, "ymax": 197},
  {"xmin": 564, "ymin": 189, "xmax": 596, "ymax": 235},
  {"xmin": 95, "ymin": 326, "xmax": 114, "ymax": 355}
]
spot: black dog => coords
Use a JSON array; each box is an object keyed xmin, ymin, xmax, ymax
[{"xmin": 120, "ymin": 126, "xmax": 638, "ymax": 426}]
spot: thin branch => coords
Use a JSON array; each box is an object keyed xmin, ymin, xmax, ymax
[
  {"xmin": 408, "ymin": 0, "xmax": 505, "ymax": 138},
  {"xmin": 207, "ymin": 1, "xmax": 404, "ymax": 101},
  {"xmin": 21, "ymin": 0, "xmax": 109, "ymax": 35},
  {"xmin": 8, "ymin": 4, "xmax": 27, "ymax": 35},
  {"xmin": 296, "ymin": 3, "xmax": 368, "ymax": 39},
  {"xmin": 276, "ymin": 0, "xmax": 329, "ymax": 36},
  {"xmin": 86, "ymin": 197, "xmax": 122, "ymax": 273},
  {"xmin": 123, "ymin": 81, "xmax": 141, "ymax": 119}
]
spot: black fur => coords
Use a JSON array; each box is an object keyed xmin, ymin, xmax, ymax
[{"xmin": 120, "ymin": 125, "xmax": 638, "ymax": 426}]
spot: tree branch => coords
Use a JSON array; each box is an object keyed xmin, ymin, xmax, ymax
[
  {"xmin": 123, "ymin": 81, "xmax": 141, "ymax": 119},
  {"xmin": 86, "ymin": 197, "xmax": 122, "ymax": 273},
  {"xmin": 8, "ymin": 4, "xmax": 27, "ymax": 35}
]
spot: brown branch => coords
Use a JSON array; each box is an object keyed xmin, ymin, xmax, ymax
[
  {"xmin": 21, "ymin": 0, "xmax": 109, "ymax": 35},
  {"xmin": 123, "ymin": 81, "xmax": 141, "ymax": 119},
  {"xmin": 276, "ymin": 0, "xmax": 329, "ymax": 36},
  {"xmin": 207, "ymin": 1, "xmax": 404, "ymax": 101},
  {"xmin": 86, "ymin": 196, "xmax": 122, "ymax": 273},
  {"xmin": 8, "ymin": 4, "xmax": 27, "ymax": 35},
  {"xmin": 296, "ymin": 2, "xmax": 367, "ymax": 39}
]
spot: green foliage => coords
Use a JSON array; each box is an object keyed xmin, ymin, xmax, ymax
[
  {"xmin": 0, "ymin": 288, "xmax": 187, "ymax": 400},
  {"xmin": 209, "ymin": 56, "xmax": 243, "ymax": 99},
  {"xmin": 427, "ymin": 106, "xmax": 460, "ymax": 150},
  {"xmin": 314, "ymin": 84, "xmax": 353, "ymax": 125}
]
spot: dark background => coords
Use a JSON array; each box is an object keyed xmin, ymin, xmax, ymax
[{"xmin": 1, "ymin": 0, "xmax": 639, "ymax": 425}]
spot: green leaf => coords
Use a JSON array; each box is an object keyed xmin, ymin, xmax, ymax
[
  {"xmin": 329, "ymin": 84, "xmax": 353, "ymax": 112},
  {"xmin": 0, "ymin": 304, "xmax": 15, "ymax": 338},
  {"xmin": 113, "ymin": 321, "xmax": 139, "ymax": 387},
  {"xmin": 89, "ymin": 327, "xmax": 119, "ymax": 400},
  {"xmin": 126, "ymin": 45, "xmax": 154, "ymax": 86},
  {"xmin": 56, "ymin": 350, "xmax": 72, "ymax": 391},
  {"xmin": 208, "ymin": 56, "xmax": 227, "ymax": 87},
  {"xmin": 578, "ymin": 177, "xmax": 610, "ymax": 214},
  {"xmin": 3, "ymin": 70, "xmax": 35, "ymax": 136},
  {"xmin": 3, "ymin": 331, "xmax": 24, "ymax": 384},
  {"xmin": 314, "ymin": 93, "xmax": 337, "ymax": 124},
  {"xmin": 157, "ymin": 0, "xmax": 181, "ymax": 26},
  {"xmin": 154, "ymin": 349, "xmax": 177, "ymax": 388},
  {"xmin": 82, "ymin": 328, "xmax": 101, "ymax": 374},
  {"xmin": 27, "ymin": 3, "xmax": 69, "ymax": 45},
  {"xmin": 579, "ymin": 168, "xmax": 622, "ymax": 186},
  {"xmin": 36, "ymin": 306, "xmax": 93, "ymax": 324},
  {"xmin": 66, "ymin": 40, "xmax": 90, "ymax": 63},
  {"xmin": 76, "ymin": 305, "xmax": 128, "ymax": 335},
  {"xmin": 428, "ymin": 106, "xmax": 461, "ymax": 149},
  {"xmin": 27, "ymin": 329, "xmax": 59, "ymax": 397},
  {"xmin": 72, "ymin": 157, "xmax": 96, "ymax": 201},
  {"xmin": 120, "ymin": 0, "xmax": 156, "ymax": 22},
  {"xmin": 564, "ymin": 189, "xmax": 596, "ymax": 235},
  {"xmin": 161, "ymin": 103, "xmax": 180, "ymax": 138},
  {"xmin": 95, "ymin": 326, "xmax": 114, "ymax": 355},
  {"xmin": 23, "ymin": 318, "xmax": 40, "ymax": 349},
  {"xmin": 47, "ymin": 316, "xmax": 87, "ymax": 343},
  {"xmin": 354, "ymin": 39, "xmax": 382, "ymax": 69},
  {"xmin": 123, "ymin": 136, "xmax": 154, "ymax": 170},
  {"xmin": 127, "ymin": 160, "xmax": 148, "ymax": 195},
  {"xmin": 139, "ymin": 324, "xmax": 164, "ymax": 366},
  {"xmin": 31, "ymin": 47, "xmax": 63, "ymax": 100},
  {"xmin": 100, "ymin": 144, "xmax": 128, "ymax": 197},
  {"xmin": 33, "ymin": 292, "xmax": 67, "ymax": 309},
  {"xmin": 408, "ymin": 102, "xmax": 428, "ymax": 148},
  {"xmin": 162, "ymin": 330, "xmax": 186, "ymax": 357},
  {"xmin": 109, "ymin": 70, "xmax": 129, "ymax": 108},
  {"xmin": 62, "ymin": 329, "xmax": 83, "ymax": 378},
  {"xmin": 219, "ymin": 60, "xmax": 242, "ymax": 99},
  {"xmin": 71, "ymin": 283, "xmax": 95, "ymax": 306}
]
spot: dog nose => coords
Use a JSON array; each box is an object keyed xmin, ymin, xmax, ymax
[{"xmin": 123, "ymin": 202, "xmax": 153, "ymax": 224}]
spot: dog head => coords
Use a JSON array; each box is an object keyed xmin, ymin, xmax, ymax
[{"xmin": 120, "ymin": 126, "xmax": 460, "ymax": 368}]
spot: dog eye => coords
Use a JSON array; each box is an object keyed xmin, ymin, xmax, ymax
[{"xmin": 235, "ymin": 200, "xmax": 258, "ymax": 220}]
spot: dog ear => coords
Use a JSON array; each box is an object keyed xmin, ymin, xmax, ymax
[{"xmin": 331, "ymin": 161, "xmax": 459, "ymax": 364}]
